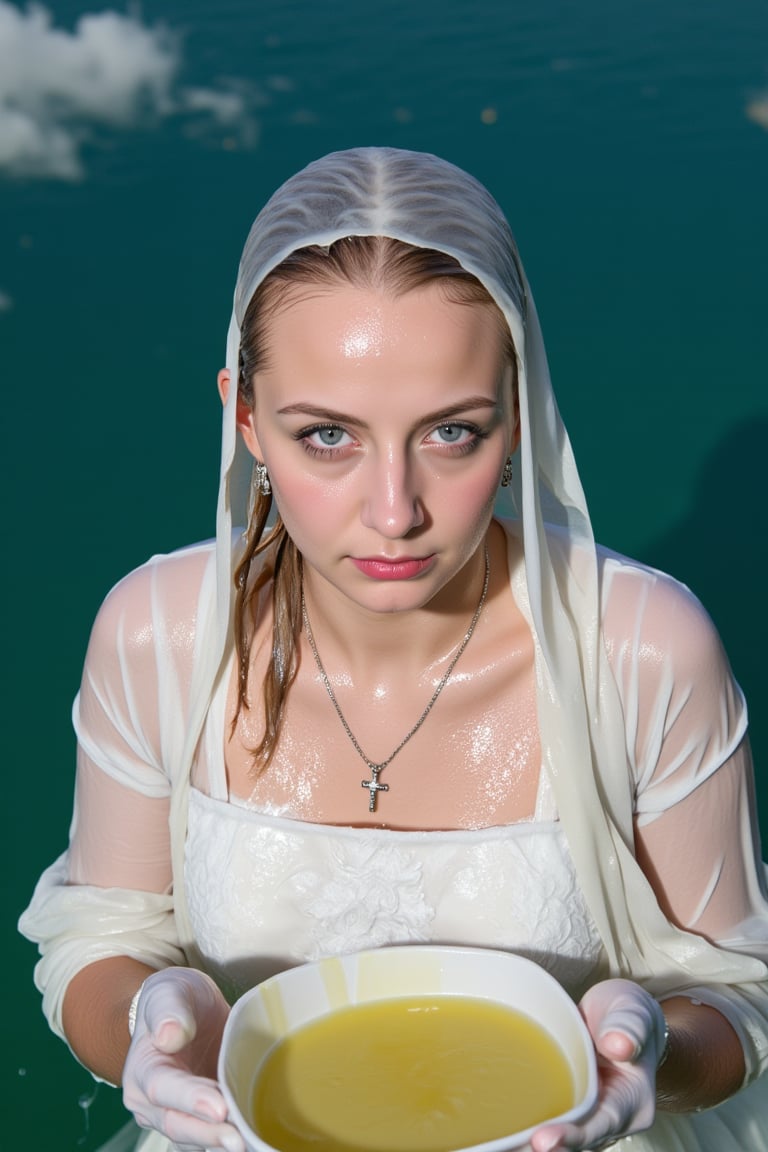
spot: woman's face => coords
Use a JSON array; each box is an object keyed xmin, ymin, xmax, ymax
[{"xmin": 233, "ymin": 282, "xmax": 518, "ymax": 614}]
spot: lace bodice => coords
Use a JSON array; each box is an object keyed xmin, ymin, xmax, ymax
[{"xmin": 185, "ymin": 788, "xmax": 603, "ymax": 1002}]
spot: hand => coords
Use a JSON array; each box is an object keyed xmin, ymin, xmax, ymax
[
  {"xmin": 530, "ymin": 978, "xmax": 667, "ymax": 1152},
  {"xmin": 122, "ymin": 967, "xmax": 245, "ymax": 1152}
]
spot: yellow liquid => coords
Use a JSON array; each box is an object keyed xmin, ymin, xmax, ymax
[{"xmin": 252, "ymin": 995, "xmax": 574, "ymax": 1152}]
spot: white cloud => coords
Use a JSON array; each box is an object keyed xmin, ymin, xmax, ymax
[
  {"xmin": 0, "ymin": 288, "xmax": 13, "ymax": 312},
  {"xmin": 179, "ymin": 80, "xmax": 261, "ymax": 147},
  {"xmin": 0, "ymin": 2, "xmax": 259, "ymax": 179}
]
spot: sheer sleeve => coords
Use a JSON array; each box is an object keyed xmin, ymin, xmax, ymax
[
  {"xmin": 18, "ymin": 542, "xmax": 218, "ymax": 1043},
  {"xmin": 602, "ymin": 556, "xmax": 768, "ymax": 1082}
]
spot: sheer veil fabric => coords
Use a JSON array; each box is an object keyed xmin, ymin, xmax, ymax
[{"xmin": 169, "ymin": 147, "xmax": 766, "ymax": 1008}]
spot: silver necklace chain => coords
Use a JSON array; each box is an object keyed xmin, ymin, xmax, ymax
[{"xmin": 300, "ymin": 545, "xmax": 490, "ymax": 811}]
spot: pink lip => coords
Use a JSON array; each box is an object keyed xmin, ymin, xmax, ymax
[{"xmin": 351, "ymin": 555, "xmax": 435, "ymax": 580}]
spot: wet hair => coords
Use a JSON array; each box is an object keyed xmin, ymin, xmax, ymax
[{"xmin": 233, "ymin": 235, "xmax": 517, "ymax": 772}]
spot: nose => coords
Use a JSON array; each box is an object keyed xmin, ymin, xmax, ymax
[{"xmin": 360, "ymin": 449, "xmax": 424, "ymax": 538}]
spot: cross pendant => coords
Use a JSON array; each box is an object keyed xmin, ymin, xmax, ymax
[{"xmin": 362, "ymin": 765, "xmax": 389, "ymax": 812}]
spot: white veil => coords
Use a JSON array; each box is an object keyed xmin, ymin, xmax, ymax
[{"xmin": 172, "ymin": 147, "xmax": 766, "ymax": 996}]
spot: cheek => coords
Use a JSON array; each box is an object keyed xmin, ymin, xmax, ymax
[
  {"xmin": 437, "ymin": 461, "xmax": 503, "ymax": 517},
  {"xmin": 270, "ymin": 469, "xmax": 351, "ymax": 535}
]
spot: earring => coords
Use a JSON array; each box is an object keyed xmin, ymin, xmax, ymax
[
  {"xmin": 253, "ymin": 460, "xmax": 271, "ymax": 497},
  {"xmin": 500, "ymin": 456, "xmax": 513, "ymax": 488}
]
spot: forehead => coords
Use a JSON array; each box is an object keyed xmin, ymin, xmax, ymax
[{"xmin": 262, "ymin": 282, "xmax": 507, "ymax": 371}]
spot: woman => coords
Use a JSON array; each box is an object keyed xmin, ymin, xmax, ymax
[{"xmin": 20, "ymin": 147, "xmax": 768, "ymax": 1152}]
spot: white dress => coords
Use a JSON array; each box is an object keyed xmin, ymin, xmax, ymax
[{"xmin": 19, "ymin": 524, "xmax": 768, "ymax": 1151}]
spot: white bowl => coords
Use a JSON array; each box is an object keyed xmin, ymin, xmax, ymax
[{"xmin": 218, "ymin": 944, "xmax": 598, "ymax": 1152}]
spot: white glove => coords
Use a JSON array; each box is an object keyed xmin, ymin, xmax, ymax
[
  {"xmin": 122, "ymin": 967, "xmax": 245, "ymax": 1152},
  {"xmin": 530, "ymin": 978, "xmax": 667, "ymax": 1152}
]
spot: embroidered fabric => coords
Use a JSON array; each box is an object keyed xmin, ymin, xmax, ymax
[{"xmin": 185, "ymin": 789, "xmax": 603, "ymax": 1002}]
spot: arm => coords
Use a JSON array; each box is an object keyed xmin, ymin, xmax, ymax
[
  {"xmin": 655, "ymin": 994, "xmax": 745, "ymax": 1112},
  {"xmin": 61, "ymin": 755, "xmax": 175, "ymax": 1084},
  {"xmin": 618, "ymin": 564, "xmax": 768, "ymax": 1104},
  {"xmin": 63, "ymin": 956, "xmax": 156, "ymax": 1087},
  {"xmin": 532, "ymin": 565, "xmax": 768, "ymax": 1151},
  {"xmin": 626, "ymin": 568, "xmax": 768, "ymax": 1108},
  {"xmin": 636, "ymin": 750, "xmax": 765, "ymax": 1110},
  {"xmin": 20, "ymin": 556, "xmax": 184, "ymax": 1058},
  {"xmin": 19, "ymin": 546, "xmax": 246, "ymax": 1150}
]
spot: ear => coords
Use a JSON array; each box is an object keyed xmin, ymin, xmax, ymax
[
  {"xmin": 216, "ymin": 367, "xmax": 230, "ymax": 406},
  {"xmin": 217, "ymin": 368, "xmax": 263, "ymax": 459}
]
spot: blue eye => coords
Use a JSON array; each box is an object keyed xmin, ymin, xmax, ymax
[
  {"xmin": 427, "ymin": 423, "xmax": 480, "ymax": 446},
  {"xmin": 297, "ymin": 424, "xmax": 355, "ymax": 457},
  {"xmin": 314, "ymin": 426, "xmax": 346, "ymax": 446},
  {"xmin": 424, "ymin": 421, "xmax": 490, "ymax": 455},
  {"xmin": 435, "ymin": 423, "xmax": 468, "ymax": 443}
]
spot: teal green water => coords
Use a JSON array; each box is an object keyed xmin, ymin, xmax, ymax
[{"xmin": 2, "ymin": 1, "xmax": 767, "ymax": 1144}]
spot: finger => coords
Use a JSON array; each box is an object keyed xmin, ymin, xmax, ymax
[
  {"xmin": 536, "ymin": 1120, "xmax": 611, "ymax": 1151},
  {"xmin": 140, "ymin": 983, "xmax": 197, "ymax": 1046},
  {"xmin": 597, "ymin": 1029, "xmax": 641, "ymax": 1063},
  {"xmin": 581, "ymin": 987, "xmax": 658, "ymax": 1060},
  {"xmin": 532, "ymin": 1061, "xmax": 649, "ymax": 1151},
  {"xmin": 600, "ymin": 1006, "xmax": 651, "ymax": 1052},
  {"xmin": 163, "ymin": 1110, "xmax": 246, "ymax": 1152},
  {"xmin": 530, "ymin": 1125, "xmax": 567, "ymax": 1152},
  {"xmin": 144, "ymin": 1067, "xmax": 229, "ymax": 1123},
  {"xmin": 152, "ymin": 1015, "xmax": 198, "ymax": 1054}
]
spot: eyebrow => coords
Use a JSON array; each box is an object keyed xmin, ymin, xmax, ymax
[{"xmin": 277, "ymin": 396, "xmax": 500, "ymax": 428}]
